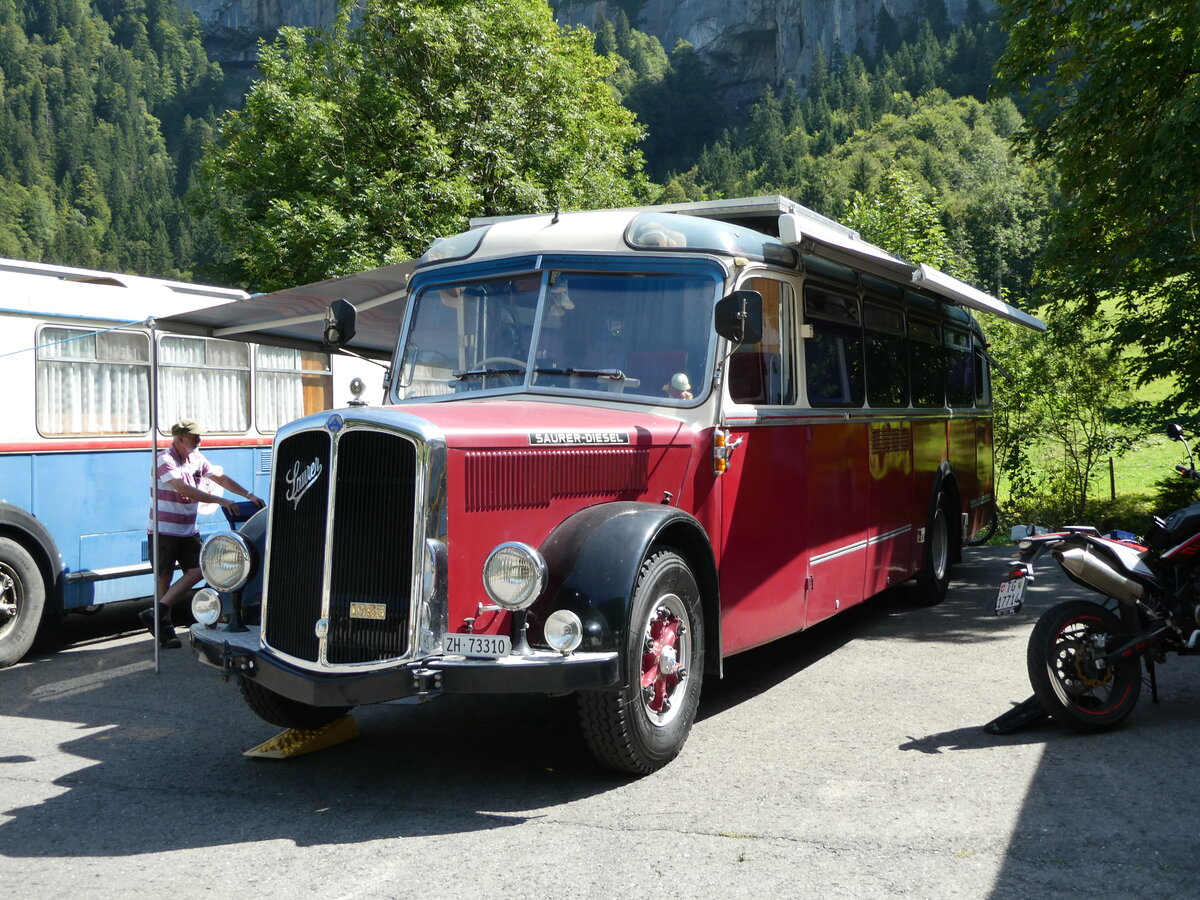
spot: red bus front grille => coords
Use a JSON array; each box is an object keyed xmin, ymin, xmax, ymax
[{"xmin": 464, "ymin": 448, "xmax": 649, "ymax": 511}]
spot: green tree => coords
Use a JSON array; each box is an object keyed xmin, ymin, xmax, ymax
[
  {"xmin": 994, "ymin": 0, "xmax": 1200, "ymax": 413},
  {"xmin": 194, "ymin": 0, "xmax": 647, "ymax": 291},
  {"xmin": 844, "ymin": 168, "xmax": 962, "ymax": 273},
  {"xmin": 989, "ymin": 316, "xmax": 1138, "ymax": 525}
]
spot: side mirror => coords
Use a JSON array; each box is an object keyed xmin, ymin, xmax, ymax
[
  {"xmin": 715, "ymin": 290, "xmax": 763, "ymax": 345},
  {"xmin": 1167, "ymin": 423, "xmax": 1184, "ymax": 442},
  {"xmin": 323, "ymin": 298, "xmax": 357, "ymax": 348}
]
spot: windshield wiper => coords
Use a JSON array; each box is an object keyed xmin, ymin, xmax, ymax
[
  {"xmin": 544, "ymin": 367, "xmax": 628, "ymax": 380},
  {"xmin": 453, "ymin": 366, "xmax": 526, "ymax": 380}
]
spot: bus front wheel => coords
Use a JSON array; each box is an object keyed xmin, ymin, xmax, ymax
[
  {"xmin": 237, "ymin": 676, "xmax": 352, "ymax": 730},
  {"xmin": 0, "ymin": 537, "xmax": 46, "ymax": 668},
  {"xmin": 577, "ymin": 549, "xmax": 705, "ymax": 775}
]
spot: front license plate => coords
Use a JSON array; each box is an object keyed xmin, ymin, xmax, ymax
[
  {"xmin": 994, "ymin": 577, "xmax": 1026, "ymax": 615},
  {"xmin": 443, "ymin": 632, "xmax": 511, "ymax": 659}
]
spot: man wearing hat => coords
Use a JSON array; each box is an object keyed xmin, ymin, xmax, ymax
[{"xmin": 141, "ymin": 418, "xmax": 264, "ymax": 648}]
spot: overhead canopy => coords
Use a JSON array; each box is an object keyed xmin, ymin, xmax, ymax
[{"xmin": 155, "ymin": 261, "xmax": 415, "ymax": 359}]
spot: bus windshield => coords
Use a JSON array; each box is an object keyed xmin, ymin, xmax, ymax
[{"xmin": 397, "ymin": 269, "xmax": 720, "ymax": 403}]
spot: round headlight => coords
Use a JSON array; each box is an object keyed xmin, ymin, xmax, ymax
[
  {"xmin": 191, "ymin": 588, "xmax": 222, "ymax": 626},
  {"xmin": 544, "ymin": 609, "xmax": 583, "ymax": 654},
  {"xmin": 482, "ymin": 542, "xmax": 547, "ymax": 610},
  {"xmin": 199, "ymin": 532, "xmax": 252, "ymax": 592}
]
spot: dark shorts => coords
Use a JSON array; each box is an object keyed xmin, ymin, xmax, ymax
[{"xmin": 152, "ymin": 533, "xmax": 202, "ymax": 575}]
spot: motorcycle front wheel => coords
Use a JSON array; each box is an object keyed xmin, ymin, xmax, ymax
[{"xmin": 1027, "ymin": 600, "xmax": 1142, "ymax": 732}]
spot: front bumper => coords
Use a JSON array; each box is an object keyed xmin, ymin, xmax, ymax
[{"xmin": 190, "ymin": 623, "xmax": 620, "ymax": 707}]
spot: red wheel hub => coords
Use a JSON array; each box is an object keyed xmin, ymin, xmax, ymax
[{"xmin": 641, "ymin": 607, "xmax": 682, "ymax": 713}]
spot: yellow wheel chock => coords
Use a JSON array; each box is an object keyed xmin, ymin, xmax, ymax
[{"xmin": 243, "ymin": 715, "xmax": 360, "ymax": 759}]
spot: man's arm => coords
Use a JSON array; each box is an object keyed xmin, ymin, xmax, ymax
[
  {"xmin": 163, "ymin": 477, "xmax": 261, "ymax": 511},
  {"xmin": 208, "ymin": 473, "xmax": 265, "ymax": 508}
]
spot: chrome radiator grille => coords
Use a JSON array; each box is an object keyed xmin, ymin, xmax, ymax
[{"xmin": 263, "ymin": 426, "xmax": 418, "ymax": 666}]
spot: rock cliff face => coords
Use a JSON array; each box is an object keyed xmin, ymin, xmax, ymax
[
  {"xmin": 174, "ymin": 0, "xmax": 340, "ymax": 64},
  {"xmin": 175, "ymin": 0, "xmax": 984, "ymax": 97},
  {"xmin": 552, "ymin": 0, "xmax": 985, "ymax": 103}
]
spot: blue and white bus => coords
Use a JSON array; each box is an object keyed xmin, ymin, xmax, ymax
[{"xmin": 0, "ymin": 258, "xmax": 383, "ymax": 666}]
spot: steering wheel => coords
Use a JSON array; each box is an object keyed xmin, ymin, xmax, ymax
[{"xmin": 473, "ymin": 356, "xmax": 526, "ymax": 387}]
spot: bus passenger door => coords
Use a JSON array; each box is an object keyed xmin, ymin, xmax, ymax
[
  {"xmin": 801, "ymin": 284, "xmax": 869, "ymax": 627},
  {"xmin": 716, "ymin": 276, "xmax": 810, "ymax": 655}
]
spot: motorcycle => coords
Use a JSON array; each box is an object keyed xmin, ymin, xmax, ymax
[{"xmin": 991, "ymin": 423, "xmax": 1200, "ymax": 733}]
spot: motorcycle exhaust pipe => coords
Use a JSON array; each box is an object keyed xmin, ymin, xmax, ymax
[{"xmin": 1055, "ymin": 546, "xmax": 1145, "ymax": 604}]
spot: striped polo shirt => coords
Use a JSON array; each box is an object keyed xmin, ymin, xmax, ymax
[{"xmin": 148, "ymin": 444, "xmax": 224, "ymax": 537}]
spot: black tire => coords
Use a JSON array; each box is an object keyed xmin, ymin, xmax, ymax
[
  {"xmin": 1027, "ymin": 600, "xmax": 1142, "ymax": 732},
  {"xmin": 238, "ymin": 676, "xmax": 352, "ymax": 730},
  {"xmin": 914, "ymin": 492, "xmax": 952, "ymax": 605},
  {"xmin": 0, "ymin": 537, "xmax": 47, "ymax": 668},
  {"xmin": 577, "ymin": 549, "xmax": 705, "ymax": 775}
]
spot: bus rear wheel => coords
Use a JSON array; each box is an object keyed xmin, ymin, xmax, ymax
[
  {"xmin": 237, "ymin": 676, "xmax": 352, "ymax": 730},
  {"xmin": 577, "ymin": 549, "xmax": 704, "ymax": 775},
  {"xmin": 914, "ymin": 493, "xmax": 952, "ymax": 605},
  {"xmin": 0, "ymin": 537, "xmax": 46, "ymax": 668}
]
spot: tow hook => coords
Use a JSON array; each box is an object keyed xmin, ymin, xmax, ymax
[{"xmin": 218, "ymin": 641, "xmax": 256, "ymax": 682}]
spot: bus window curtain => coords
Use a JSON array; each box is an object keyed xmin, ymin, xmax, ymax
[
  {"xmin": 158, "ymin": 337, "xmax": 249, "ymax": 433},
  {"xmin": 35, "ymin": 327, "xmax": 150, "ymax": 435},
  {"xmin": 255, "ymin": 346, "xmax": 332, "ymax": 432}
]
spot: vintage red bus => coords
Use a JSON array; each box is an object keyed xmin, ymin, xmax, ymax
[{"xmin": 189, "ymin": 196, "xmax": 1044, "ymax": 773}]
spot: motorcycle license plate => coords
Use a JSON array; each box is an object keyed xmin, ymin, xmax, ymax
[
  {"xmin": 994, "ymin": 577, "xmax": 1026, "ymax": 615},
  {"xmin": 443, "ymin": 633, "xmax": 511, "ymax": 658}
]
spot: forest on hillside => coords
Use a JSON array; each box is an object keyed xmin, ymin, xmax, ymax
[
  {"xmin": 0, "ymin": 0, "xmax": 226, "ymax": 278},
  {"xmin": 0, "ymin": 0, "xmax": 1024, "ymax": 290}
]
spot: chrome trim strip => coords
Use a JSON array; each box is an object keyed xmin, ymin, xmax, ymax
[
  {"xmin": 811, "ymin": 540, "xmax": 869, "ymax": 565},
  {"xmin": 969, "ymin": 494, "xmax": 995, "ymax": 509},
  {"xmin": 868, "ymin": 525, "xmax": 912, "ymax": 544},
  {"xmin": 64, "ymin": 562, "xmax": 154, "ymax": 583}
]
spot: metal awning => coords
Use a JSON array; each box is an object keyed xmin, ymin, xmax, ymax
[{"xmin": 155, "ymin": 261, "xmax": 415, "ymax": 359}]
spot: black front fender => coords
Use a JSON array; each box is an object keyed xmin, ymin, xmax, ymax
[{"xmin": 531, "ymin": 502, "xmax": 717, "ymax": 667}]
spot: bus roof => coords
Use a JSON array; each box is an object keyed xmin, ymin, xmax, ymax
[
  {"xmin": 469, "ymin": 196, "xmax": 1046, "ymax": 332},
  {"xmin": 0, "ymin": 257, "xmax": 249, "ymax": 324}
]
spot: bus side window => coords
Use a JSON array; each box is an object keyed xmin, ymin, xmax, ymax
[
  {"xmin": 944, "ymin": 326, "xmax": 974, "ymax": 408},
  {"xmin": 803, "ymin": 285, "xmax": 863, "ymax": 408},
  {"xmin": 909, "ymin": 317, "xmax": 944, "ymax": 408},
  {"xmin": 729, "ymin": 278, "xmax": 792, "ymax": 405},
  {"xmin": 36, "ymin": 326, "xmax": 150, "ymax": 435},
  {"xmin": 159, "ymin": 336, "xmax": 250, "ymax": 433},
  {"xmin": 973, "ymin": 335, "xmax": 991, "ymax": 407},
  {"xmin": 257, "ymin": 346, "xmax": 334, "ymax": 432},
  {"xmin": 864, "ymin": 301, "xmax": 907, "ymax": 408}
]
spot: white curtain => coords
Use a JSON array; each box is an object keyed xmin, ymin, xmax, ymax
[
  {"xmin": 255, "ymin": 346, "xmax": 331, "ymax": 432},
  {"xmin": 36, "ymin": 327, "xmax": 150, "ymax": 434},
  {"xmin": 158, "ymin": 336, "xmax": 250, "ymax": 433}
]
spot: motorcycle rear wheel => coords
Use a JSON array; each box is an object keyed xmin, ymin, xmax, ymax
[{"xmin": 1027, "ymin": 600, "xmax": 1142, "ymax": 732}]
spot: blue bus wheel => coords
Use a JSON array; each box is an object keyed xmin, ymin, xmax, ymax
[{"xmin": 0, "ymin": 537, "xmax": 47, "ymax": 668}]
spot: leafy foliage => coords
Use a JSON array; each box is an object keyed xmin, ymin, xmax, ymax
[
  {"xmin": 994, "ymin": 0, "xmax": 1200, "ymax": 415},
  {"xmin": 194, "ymin": 0, "xmax": 648, "ymax": 291},
  {"xmin": 989, "ymin": 315, "xmax": 1139, "ymax": 525}
]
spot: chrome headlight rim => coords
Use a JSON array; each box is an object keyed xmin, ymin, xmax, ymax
[
  {"xmin": 544, "ymin": 608, "xmax": 583, "ymax": 654},
  {"xmin": 481, "ymin": 541, "xmax": 547, "ymax": 611},
  {"xmin": 191, "ymin": 587, "xmax": 223, "ymax": 627},
  {"xmin": 199, "ymin": 531, "xmax": 253, "ymax": 592}
]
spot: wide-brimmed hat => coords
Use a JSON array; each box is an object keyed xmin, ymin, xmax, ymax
[{"xmin": 170, "ymin": 418, "xmax": 206, "ymax": 436}]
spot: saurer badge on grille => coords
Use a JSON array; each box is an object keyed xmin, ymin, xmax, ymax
[
  {"xmin": 529, "ymin": 431, "xmax": 630, "ymax": 445},
  {"xmin": 284, "ymin": 457, "xmax": 323, "ymax": 510}
]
